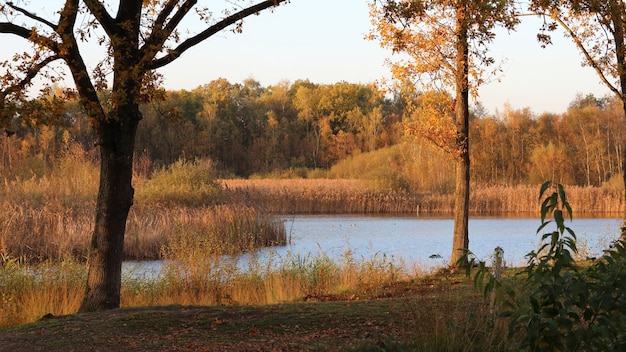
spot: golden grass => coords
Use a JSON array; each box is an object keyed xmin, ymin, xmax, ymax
[
  {"xmin": 0, "ymin": 248, "xmax": 410, "ymax": 328},
  {"xmin": 222, "ymin": 178, "xmax": 421, "ymax": 213},
  {"xmin": 0, "ymin": 256, "xmax": 86, "ymax": 328},
  {"xmin": 223, "ymin": 179, "xmax": 625, "ymax": 216},
  {"xmin": 120, "ymin": 249, "xmax": 408, "ymax": 308},
  {"xmin": 3, "ymin": 176, "xmax": 622, "ymax": 261},
  {"xmin": 0, "ymin": 203, "xmax": 285, "ymax": 261}
]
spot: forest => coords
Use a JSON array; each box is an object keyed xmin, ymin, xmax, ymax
[{"xmin": 1, "ymin": 78, "xmax": 623, "ymax": 194}]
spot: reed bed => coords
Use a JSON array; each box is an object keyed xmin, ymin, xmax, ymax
[
  {"xmin": 420, "ymin": 185, "xmax": 625, "ymax": 216},
  {"xmin": 0, "ymin": 248, "xmax": 410, "ymax": 328},
  {"xmin": 222, "ymin": 178, "xmax": 421, "ymax": 213},
  {"xmin": 223, "ymin": 179, "xmax": 625, "ymax": 216},
  {"xmin": 0, "ymin": 256, "xmax": 86, "ymax": 329},
  {"xmin": 0, "ymin": 203, "xmax": 285, "ymax": 261},
  {"xmin": 122, "ymin": 248, "xmax": 408, "ymax": 308}
]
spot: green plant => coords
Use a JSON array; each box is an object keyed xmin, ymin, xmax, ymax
[
  {"xmin": 136, "ymin": 158, "xmax": 223, "ymax": 206},
  {"xmin": 464, "ymin": 181, "xmax": 626, "ymax": 351}
]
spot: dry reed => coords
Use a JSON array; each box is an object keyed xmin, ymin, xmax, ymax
[
  {"xmin": 420, "ymin": 185, "xmax": 625, "ymax": 216},
  {"xmin": 223, "ymin": 179, "xmax": 625, "ymax": 216},
  {"xmin": 0, "ymin": 256, "xmax": 86, "ymax": 328},
  {"xmin": 120, "ymin": 248, "xmax": 407, "ymax": 308},
  {"xmin": 0, "ymin": 203, "xmax": 285, "ymax": 261},
  {"xmin": 222, "ymin": 178, "xmax": 421, "ymax": 214}
]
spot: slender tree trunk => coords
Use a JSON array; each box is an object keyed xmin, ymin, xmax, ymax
[
  {"xmin": 609, "ymin": 0, "xmax": 626, "ymax": 228},
  {"xmin": 450, "ymin": 4, "xmax": 470, "ymax": 267},
  {"xmin": 78, "ymin": 106, "xmax": 139, "ymax": 312}
]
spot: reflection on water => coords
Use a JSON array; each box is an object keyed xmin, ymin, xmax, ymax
[{"xmin": 123, "ymin": 215, "xmax": 623, "ymax": 277}]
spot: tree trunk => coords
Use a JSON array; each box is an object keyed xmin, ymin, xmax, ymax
[
  {"xmin": 78, "ymin": 107, "xmax": 139, "ymax": 312},
  {"xmin": 609, "ymin": 0, "xmax": 626, "ymax": 230},
  {"xmin": 450, "ymin": 4, "xmax": 470, "ymax": 267}
]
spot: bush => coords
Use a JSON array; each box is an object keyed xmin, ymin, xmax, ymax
[
  {"xmin": 136, "ymin": 158, "xmax": 223, "ymax": 206},
  {"xmin": 465, "ymin": 181, "xmax": 626, "ymax": 351}
]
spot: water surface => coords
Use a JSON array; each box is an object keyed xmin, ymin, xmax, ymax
[{"xmin": 124, "ymin": 215, "xmax": 622, "ymax": 277}]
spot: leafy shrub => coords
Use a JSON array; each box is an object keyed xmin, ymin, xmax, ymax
[
  {"xmin": 329, "ymin": 144, "xmax": 413, "ymax": 191},
  {"xmin": 136, "ymin": 158, "xmax": 223, "ymax": 206},
  {"xmin": 465, "ymin": 181, "xmax": 626, "ymax": 351}
]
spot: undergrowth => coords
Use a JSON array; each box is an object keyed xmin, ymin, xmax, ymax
[{"xmin": 465, "ymin": 181, "xmax": 626, "ymax": 351}]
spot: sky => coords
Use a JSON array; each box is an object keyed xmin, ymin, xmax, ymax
[
  {"xmin": 157, "ymin": 0, "xmax": 612, "ymax": 115},
  {"xmin": 2, "ymin": 0, "xmax": 615, "ymax": 115}
]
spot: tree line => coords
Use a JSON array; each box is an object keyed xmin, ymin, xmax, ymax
[{"xmin": 1, "ymin": 79, "xmax": 623, "ymax": 191}]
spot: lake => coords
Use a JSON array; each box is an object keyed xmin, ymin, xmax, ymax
[{"xmin": 123, "ymin": 215, "xmax": 624, "ymax": 277}]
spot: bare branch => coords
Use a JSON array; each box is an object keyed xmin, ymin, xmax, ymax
[
  {"xmin": 149, "ymin": 0, "xmax": 288, "ymax": 70},
  {"xmin": 6, "ymin": 1, "xmax": 57, "ymax": 30}
]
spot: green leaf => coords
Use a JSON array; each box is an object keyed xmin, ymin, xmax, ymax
[
  {"xmin": 537, "ymin": 220, "xmax": 552, "ymax": 234},
  {"xmin": 557, "ymin": 183, "xmax": 566, "ymax": 204},
  {"xmin": 565, "ymin": 227, "xmax": 576, "ymax": 240},
  {"xmin": 540, "ymin": 195, "xmax": 553, "ymax": 223},
  {"xmin": 554, "ymin": 210, "xmax": 565, "ymax": 234},
  {"xmin": 564, "ymin": 202, "xmax": 573, "ymax": 220},
  {"xmin": 539, "ymin": 181, "xmax": 552, "ymax": 201}
]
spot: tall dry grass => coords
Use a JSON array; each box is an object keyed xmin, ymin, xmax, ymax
[
  {"xmin": 420, "ymin": 185, "xmax": 624, "ymax": 216},
  {"xmin": 120, "ymin": 248, "xmax": 407, "ymax": 308},
  {"xmin": 0, "ymin": 248, "xmax": 408, "ymax": 328},
  {"xmin": 0, "ymin": 255, "xmax": 86, "ymax": 329},
  {"xmin": 0, "ymin": 203, "xmax": 285, "ymax": 261},
  {"xmin": 0, "ymin": 155, "xmax": 285, "ymax": 261},
  {"xmin": 222, "ymin": 178, "xmax": 421, "ymax": 213},
  {"xmin": 222, "ymin": 179, "xmax": 625, "ymax": 216}
]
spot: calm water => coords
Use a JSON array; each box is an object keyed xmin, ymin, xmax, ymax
[{"xmin": 124, "ymin": 215, "xmax": 623, "ymax": 276}]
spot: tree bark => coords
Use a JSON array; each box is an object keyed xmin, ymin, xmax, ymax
[
  {"xmin": 610, "ymin": 0, "xmax": 626, "ymax": 228},
  {"xmin": 78, "ymin": 107, "xmax": 139, "ymax": 312},
  {"xmin": 450, "ymin": 4, "xmax": 470, "ymax": 267}
]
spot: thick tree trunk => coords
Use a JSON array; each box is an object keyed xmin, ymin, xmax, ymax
[
  {"xmin": 78, "ymin": 108, "xmax": 139, "ymax": 312},
  {"xmin": 450, "ymin": 4, "xmax": 470, "ymax": 267}
]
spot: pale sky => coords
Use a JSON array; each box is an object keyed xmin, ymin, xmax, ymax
[
  {"xmin": 158, "ymin": 0, "xmax": 612, "ymax": 115},
  {"xmin": 2, "ymin": 0, "xmax": 615, "ymax": 115}
]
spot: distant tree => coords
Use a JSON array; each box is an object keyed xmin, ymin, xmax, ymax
[
  {"xmin": 369, "ymin": 0, "xmax": 519, "ymax": 266},
  {"xmin": 530, "ymin": 0, "xmax": 626, "ymax": 220},
  {"xmin": 0, "ymin": 0, "xmax": 289, "ymax": 312}
]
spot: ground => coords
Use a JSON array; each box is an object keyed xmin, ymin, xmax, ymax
[{"xmin": 0, "ymin": 278, "xmax": 492, "ymax": 352}]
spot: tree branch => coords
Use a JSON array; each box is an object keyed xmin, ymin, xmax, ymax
[
  {"xmin": 0, "ymin": 22, "xmax": 61, "ymax": 53},
  {"xmin": 56, "ymin": 0, "xmax": 107, "ymax": 124},
  {"xmin": 6, "ymin": 1, "xmax": 57, "ymax": 30},
  {"xmin": 1, "ymin": 54, "xmax": 62, "ymax": 99},
  {"xmin": 83, "ymin": 0, "xmax": 116, "ymax": 36},
  {"xmin": 57, "ymin": 0, "xmax": 80, "ymax": 37},
  {"xmin": 551, "ymin": 12, "xmax": 622, "ymax": 98},
  {"xmin": 153, "ymin": 0, "xmax": 185, "ymax": 34},
  {"xmin": 149, "ymin": 0, "xmax": 288, "ymax": 70},
  {"xmin": 0, "ymin": 22, "xmax": 33, "ymax": 39},
  {"xmin": 141, "ymin": 0, "xmax": 197, "ymax": 62}
]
